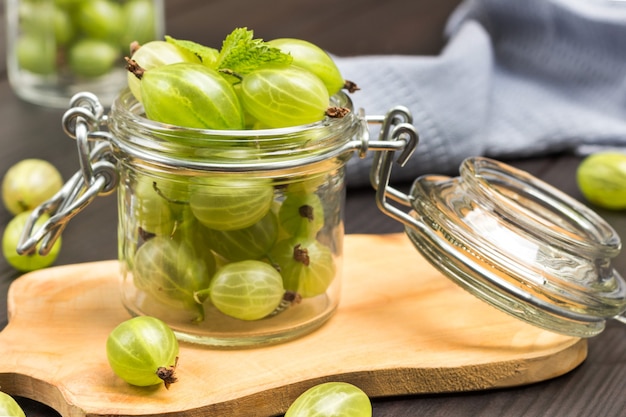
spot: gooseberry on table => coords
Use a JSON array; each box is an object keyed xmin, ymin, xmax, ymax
[
  {"xmin": 2, "ymin": 211, "xmax": 62, "ymax": 272},
  {"xmin": 285, "ymin": 382, "xmax": 372, "ymax": 417},
  {"xmin": 2, "ymin": 158, "xmax": 63, "ymax": 215},
  {"xmin": 576, "ymin": 152, "xmax": 626, "ymax": 210}
]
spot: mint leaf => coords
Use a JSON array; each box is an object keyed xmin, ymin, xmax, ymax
[
  {"xmin": 216, "ymin": 27, "xmax": 292, "ymax": 75},
  {"xmin": 165, "ymin": 35, "xmax": 219, "ymax": 67}
]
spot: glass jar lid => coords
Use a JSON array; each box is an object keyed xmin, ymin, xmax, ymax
[{"xmin": 404, "ymin": 157, "xmax": 626, "ymax": 338}]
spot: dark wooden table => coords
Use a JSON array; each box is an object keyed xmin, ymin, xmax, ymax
[{"xmin": 1, "ymin": 1, "xmax": 625, "ymax": 416}]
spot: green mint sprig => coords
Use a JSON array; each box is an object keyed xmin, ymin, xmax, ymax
[
  {"xmin": 215, "ymin": 27, "xmax": 292, "ymax": 75},
  {"xmin": 165, "ymin": 28, "xmax": 292, "ymax": 84}
]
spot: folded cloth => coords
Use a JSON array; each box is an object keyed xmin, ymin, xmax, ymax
[{"xmin": 335, "ymin": 0, "xmax": 626, "ymax": 188}]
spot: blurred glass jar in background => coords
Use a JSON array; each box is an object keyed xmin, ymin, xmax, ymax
[{"xmin": 6, "ymin": 0, "xmax": 164, "ymax": 108}]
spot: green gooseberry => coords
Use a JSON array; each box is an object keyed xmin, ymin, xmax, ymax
[
  {"xmin": 16, "ymin": 33, "xmax": 56, "ymax": 75},
  {"xmin": 74, "ymin": 0, "xmax": 124, "ymax": 41},
  {"xmin": 68, "ymin": 38, "xmax": 119, "ymax": 78}
]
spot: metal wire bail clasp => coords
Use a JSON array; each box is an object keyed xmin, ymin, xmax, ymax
[
  {"xmin": 365, "ymin": 106, "xmax": 420, "ymax": 228},
  {"xmin": 17, "ymin": 92, "xmax": 119, "ymax": 256}
]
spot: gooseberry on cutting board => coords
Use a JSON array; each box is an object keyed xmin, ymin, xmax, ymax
[{"xmin": 106, "ymin": 316, "xmax": 179, "ymax": 388}]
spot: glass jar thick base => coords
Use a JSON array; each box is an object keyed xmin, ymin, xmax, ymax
[
  {"xmin": 173, "ymin": 308, "xmax": 337, "ymax": 348},
  {"xmin": 122, "ymin": 292, "xmax": 339, "ymax": 348}
]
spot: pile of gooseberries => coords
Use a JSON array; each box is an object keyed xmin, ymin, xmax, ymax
[
  {"xmin": 126, "ymin": 172, "xmax": 339, "ymax": 323},
  {"xmin": 1, "ymin": 159, "xmax": 64, "ymax": 272},
  {"xmin": 16, "ymin": 0, "xmax": 158, "ymax": 79},
  {"xmin": 125, "ymin": 27, "xmax": 357, "ymax": 130},
  {"xmin": 121, "ymin": 29, "xmax": 354, "ymax": 324}
]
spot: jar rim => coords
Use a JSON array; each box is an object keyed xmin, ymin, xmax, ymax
[
  {"xmin": 462, "ymin": 157, "xmax": 621, "ymax": 256},
  {"xmin": 112, "ymin": 88, "xmax": 358, "ymax": 136},
  {"xmin": 406, "ymin": 156, "xmax": 626, "ymax": 338},
  {"xmin": 106, "ymin": 89, "xmax": 362, "ymax": 173}
]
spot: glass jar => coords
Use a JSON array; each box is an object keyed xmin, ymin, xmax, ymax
[
  {"xmin": 5, "ymin": 0, "xmax": 164, "ymax": 108},
  {"xmin": 16, "ymin": 91, "xmax": 414, "ymax": 348},
  {"xmin": 106, "ymin": 89, "xmax": 361, "ymax": 346},
  {"xmin": 371, "ymin": 154, "xmax": 626, "ymax": 338}
]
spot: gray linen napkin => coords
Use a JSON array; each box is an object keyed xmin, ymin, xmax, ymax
[{"xmin": 336, "ymin": 0, "xmax": 626, "ymax": 188}]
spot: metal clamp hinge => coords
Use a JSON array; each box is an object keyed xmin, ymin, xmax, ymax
[
  {"xmin": 365, "ymin": 106, "xmax": 421, "ymax": 228},
  {"xmin": 18, "ymin": 93, "xmax": 118, "ymax": 256}
]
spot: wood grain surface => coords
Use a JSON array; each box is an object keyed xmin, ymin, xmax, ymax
[{"xmin": 0, "ymin": 234, "xmax": 585, "ymax": 417}]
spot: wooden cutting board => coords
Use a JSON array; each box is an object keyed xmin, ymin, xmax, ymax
[{"xmin": 0, "ymin": 233, "xmax": 586, "ymax": 417}]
